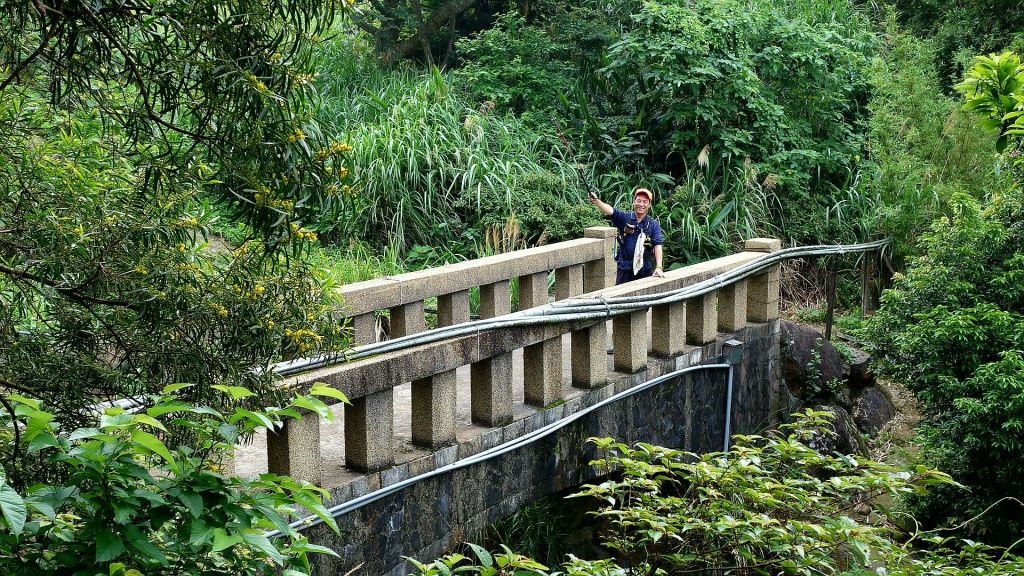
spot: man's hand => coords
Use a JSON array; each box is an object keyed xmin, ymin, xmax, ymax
[{"xmin": 653, "ymin": 266, "xmax": 665, "ymax": 278}]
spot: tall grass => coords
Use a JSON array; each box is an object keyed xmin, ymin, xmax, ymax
[
  {"xmin": 314, "ymin": 32, "xmax": 590, "ymax": 255},
  {"xmin": 659, "ymin": 155, "xmax": 779, "ymax": 266}
]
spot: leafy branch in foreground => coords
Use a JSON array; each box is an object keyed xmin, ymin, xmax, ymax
[
  {"xmin": 410, "ymin": 410, "xmax": 1024, "ymax": 575},
  {"xmin": 0, "ymin": 383, "xmax": 348, "ymax": 575}
]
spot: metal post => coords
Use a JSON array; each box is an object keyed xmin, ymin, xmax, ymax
[
  {"xmin": 824, "ymin": 261, "xmax": 837, "ymax": 342},
  {"xmin": 722, "ymin": 339, "xmax": 744, "ymax": 453}
]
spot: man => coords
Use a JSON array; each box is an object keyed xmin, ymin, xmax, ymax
[{"xmin": 589, "ymin": 187, "xmax": 666, "ymax": 284}]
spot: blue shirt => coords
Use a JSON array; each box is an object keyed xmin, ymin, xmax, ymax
[{"xmin": 609, "ymin": 208, "xmax": 664, "ymax": 271}]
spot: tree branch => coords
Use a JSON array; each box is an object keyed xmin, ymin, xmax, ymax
[
  {"xmin": 0, "ymin": 263, "xmax": 133, "ymax": 308},
  {"xmin": 380, "ymin": 0, "xmax": 477, "ymax": 64}
]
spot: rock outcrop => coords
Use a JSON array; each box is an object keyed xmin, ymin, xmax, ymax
[{"xmin": 779, "ymin": 320, "xmax": 895, "ymax": 456}]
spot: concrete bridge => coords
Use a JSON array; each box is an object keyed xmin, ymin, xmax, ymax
[{"xmin": 229, "ymin": 228, "xmax": 790, "ymax": 575}]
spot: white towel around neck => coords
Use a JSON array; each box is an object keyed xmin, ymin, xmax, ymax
[{"xmin": 632, "ymin": 230, "xmax": 647, "ymax": 275}]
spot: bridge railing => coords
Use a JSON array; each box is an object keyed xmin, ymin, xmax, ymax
[{"xmin": 259, "ymin": 232, "xmax": 782, "ymax": 485}]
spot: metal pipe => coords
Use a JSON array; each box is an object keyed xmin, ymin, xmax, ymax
[{"xmin": 722, "ymin": 340, "xmax": 744, "ymax": 453}]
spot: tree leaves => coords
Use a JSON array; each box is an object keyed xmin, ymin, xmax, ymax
[{"xmin": 0, "ymin": 484, "xmax": 26, "ymax": 536}]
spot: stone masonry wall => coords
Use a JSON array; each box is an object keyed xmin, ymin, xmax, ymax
[{"xmin": 307, "ymin": 320, "xmax": 782, "ymax": 576}]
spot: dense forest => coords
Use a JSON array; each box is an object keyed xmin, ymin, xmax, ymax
[{"xmin": 1, "ymin": 0, "xmax": 1023, "ymax": 573}]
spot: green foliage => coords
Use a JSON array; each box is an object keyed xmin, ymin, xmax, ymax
[
  {"xmin": 957, "ymin": 51, "xmax": 1024, "ymax": 153},
  {"xmin": 411, "ymin": 411, "xmax": 1024, "ymax": 575},
  {"xmin": 314, "ymin": 33, "xmax": 598, "ymax": 254},
  {"xmin": 0, "ymin": 385, "xmax": 348, "ymax": 574},
  {"xmin": 1, "ymin": 0, "xmax": 354, "ymax": 243},
  {"xmin": 407, "ymin": 543, "xmax": 550, "ymax": 576},
  {"xmin": 863, "ymin": 15, "xmax": 1009, "ymax": 263},
  {"xmin": 486, "ymin": 502, "xmax": 568, "ymax": 568},
  {"xmin": 0, "ymin": 88, "xmax": 347, "ymax": 436},
  {"xmin": 658, "ymin": 157, "xmax": 777, "ymax": 266},
  {"xmin": 867, "ymin": 188, "xmax": 1024, "ymax": 540},
  {"xmin": 601, "ymin": 0, "xmax": 875, "ymax": 183},
  {"xmin": 455, "ymin": 14, "xmax": 574, "ymax": 114},
  {"xmin": 892, "ymin": 0, "xmax": 1024, "ymax": 90}
]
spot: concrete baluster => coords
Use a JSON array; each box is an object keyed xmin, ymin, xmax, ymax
[
  {"xmin": 574, "ymin": 227, "xmax": 615, "ymax": 387},
  {"xmin": 383, "ymin": 301, "xmax": 454, "ymax": 451},
  {"xmin": 344, "ymin": 389, "xmax": 394, "ymax": 472},
  {"xmin": 745, "ymin": 238, "xmax": 782, "ymax": 322},
  {"xmin": 267, "ymin": 410, "xmax": 323, "ymax": 485},
  {"xmin": 344, "ymin": 306, "xmax": 402, "ymax": 472},
  {"xmin": 613, "ymin": 309, "xmax": 648, "ymax": 373},
  {"xmin": 520, "ymin": 272, "xmax": 561, "ymax": 407},
  {"xmin": 718, "ymin": 279, "xmax": 748, "ymax": 332},
  {"xmin": 470, "ymin": 280, "xmax": 514, "ymax": 426},
  {"xmin": 583, "ymin": 227, "xmax": 617, "ymax": 292},
  {"xmin": 351, "ymin": 312, "xmax": 376, "ymax": 345},
  {"xmin": 409, "ymin": 291, "xmax": 468, "ymax": 449},
  {"xmin": 555, "ymin": 264, "xmax": 583, "ymax": 302},
  {"xmin": 652, "ymin": 300, "xmax": 686, "ymax": 357},
  {"xmin": 686, "ymin": 291, "xmax": 719, "ymax": 345}
]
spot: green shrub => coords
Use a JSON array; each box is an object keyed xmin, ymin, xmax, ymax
[
  {"xmin": 454, "ymin": 14, "xmax": 574, "ymax": 114},
  {"xmin": 867, "ymin": 188, "xmax": 1024, "ymax": 540},
  {"xmin": 864, "ymin": 17, "xmax": 1011, "ymax": 262},
  {"xmin": 314, "ymin": 33, "xmax": 595, "ymax": 255},
  {"xmin": 411, "ymin": 411, "xmax": 1024, "ymax": 575},
  {"xmin": 0, "ymin": 385, "xmax": 348, "ymax": 574},
  {"xmin": 601, "ymin": 0, "xmax": 875, "ymax": 186}
]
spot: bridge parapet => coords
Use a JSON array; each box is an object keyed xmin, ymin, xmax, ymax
[{"xmin": 249, "ymin": 233, "xmax": 782, "ymax": 486}]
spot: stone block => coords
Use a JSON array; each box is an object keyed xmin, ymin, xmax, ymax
[
  {"xmin": 652, "ymin": 301, "xmax": 685, "ymax": 357},
  {"xmin": 502, "ymin": 419, "xmax": 526, "ymax": 443},
  {"xmin": 543, "ymin": 404, "xmax": 565, "ymax": 425},
  {"xmin": 411, "ymin": 369, "xmax": 457, "ymax": 449},
  {"xmin": 583, "ymin": 226, "xmax": 616, "ymax": 291},
  {"xmin": 434, "ymin": 445, "xmax": 458, "ymax": 469},
  {"xmin": 381, "ymin": 463, "xmax": 409, "ymax": 487},
  {"xmin": 407, "ymin": 455, "xmax": 435, "ymax": 478},
  {"xmin": 470, "ymin": 352, "xmax": 514, "ymax": 426},
  {"xmin": 745, "ymin": 238, "xmax": 782, "ymax": 252},
  {"xmin": 686, "ymin": 291, "xmax": 718, "ymax": 345},
  {"xmin": 457, "ymin": 434, "xmax": 484, "ymax": 460},
  {"xmin": 347, "ymin": 475, "xmax": 369, "ymax": 499},
  {"xmin": 351, "ymin": 312, "xmax": 376, "ymax": 346},
  {"xmin": 344, "ymin": 389, "xmax": 394, "ymax": 472},
  {"xmin": 718, "ymin": 279, "xmax": 748, "ymax": 332},
  {"xmin": 267, "ymin": 412, "xmax": 322, "ymax": 485},
  {"xmin": 437, "ymin": 290, "xmax": 470, "ymax": 327},
  {"xmin": 555, "ymin": 264, "xmax": 584, "ymax": 300},
  {"xmin": 613, "ymin": 310, "xmax": 648, "ymax": 373},
  {"xmin": 571, "ymin": 322, "xmax": 607, "ymax": 389},
  {"xmin": 524, "ymin": 413, "xmax": 545, "ymax": 434},
  {"xmin": 480, "ymin": 427, "xmax": 504, "ymax": 452}
]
